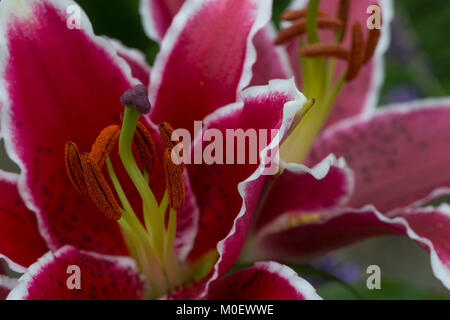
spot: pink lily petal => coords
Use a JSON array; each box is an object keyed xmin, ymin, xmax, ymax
[
  {"xmin": 249, "ymin": 24, "xmax": 293, "ymax": 87},
  {"xmin": 139, "ymin": 0, "xmax": 185, "ymax": 42},
  {"xmin": 108, "ymin": 38, "xmax": 152, "ymax": 87},
  {"xmin": 208, "ymin": 261, "xmax": 321, "ymax": 299},
  {"xmin": 7, "ymin": 246, "xmax": 145, "ymax": 300},
  {"xmin": 285, "ymin": 38, "xmax": 303, "ymax": 89},
  {"xmin": 254, "ymin": 155, "xmax": 354, "ymax": 232},
  {"xmin": 257, "ymin": 204, "xmax": 450, "ymax": 289},
  {"xmin": 0, "ymin": 170, "xmax": 48, "ymax": 272},
  {"xmin": 186, "ymin": 79, "xmax": 308, "ymax": 297},
  {"xmin": 139, "ymin": 0, "xmax": 290, "ymax": 89},
  {"xmin": 0, "ymin": 0, "xmax": 139, "ymax": 254},
  {"xmin": 0, "ymin": 275, "xmax": 17, "ymax": 300},
  {"xmin": 308, "ymin": 98, "xmax": 450, "ymax": 212},
  {"xmin": 286, "ymin": 0, "xmax": 393, "ymax": 126},
  {"xmin": 148, "ymin": 0, "xmax": 272, "ymax": 132}
]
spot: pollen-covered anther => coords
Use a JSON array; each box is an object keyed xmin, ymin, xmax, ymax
[
  {"xmin": 81, "ymin": 154, "xmax": 122, "ymax": 220},
  {"xmin": 275, "ymin": 17, "xmax": 343, "ymax": 45},
  {"xmin": 363, "ymin": 28, "xmax": 381, "ymax": 63},
  {"xmin": 337, "ymin": 0, "xmax": 351, "ymax": 40},
  {"xmin": 280, "ymin": 8, "xmax": 328, "ymax": 21},
  {"xmin": 65, "ymin": 141, "xmax": 88, "ymax": 195},
  {"xmin": 90, "ymin": 125, "xmax": 121, "ymax": 167},
  {"xmin": 300, "ymin": 43, "xmax": 349, "ymax": 60},
  {"xmin": 158, "ymin": 122, "xmax": 176, "ymax": 149},
  {"xmin": 159, "ymin": 122, "xmax": 184, "ymax": 170},
  {"xmin": 346, "ymin": 21, "xmax": 365, "ymax": 81},
  {"xmin": 163, "ymin": 148, "xmax": 185, "ymax": 211},
  {"xmin": 133, "ymin": 121, "xmax": 157, "ymax": 173},
  {"xmin": 120, "ymin": 84, "xmax": 151, "ymax": 114}
]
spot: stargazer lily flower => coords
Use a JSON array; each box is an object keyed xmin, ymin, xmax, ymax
[{"xmin": 0, "ymin": 0, "xmax": 324, "ymax": 300}]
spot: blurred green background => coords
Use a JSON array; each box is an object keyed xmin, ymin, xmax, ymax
[{"xmin": 1, "ymin": 0, "xmax": 449, "ymax": 299}]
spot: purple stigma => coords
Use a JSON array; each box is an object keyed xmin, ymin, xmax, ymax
[{"xmin": 120, "ymin": 84, "xmax": 151, "ymax": 114}]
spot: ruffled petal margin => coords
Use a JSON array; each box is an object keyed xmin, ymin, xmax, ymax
[
  {"xmin": 254, "ymin": 155, "xmax": 354, "ymax": 233},
  {"xmin": 0, "ymin": 170, "xmax": 48, "ymax": 272},
  {"xmin": 139, "ymin": 0, "xmax": 184, "ymax": 42},
  {"xmin": 257, "ymin": 204, "xmax": 450, "ymax": 290},
  {"xmin": 7, "ymin": 246, "xmax": 145, "ymax": 300},
  {"xmin": 0, "ymin": 275, "xmax": 17, "ymax": 300},
  {"xmin": 208, "ymin": 261, "xmax": 321, "ymax": 300}
]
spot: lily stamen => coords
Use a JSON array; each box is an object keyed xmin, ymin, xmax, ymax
[
  {"xmin": 133, "ymin": 121, "xmax": 157, "ymax": 173},
  {"xmin": 275, "ymin": 16, "xmax": 343, "ymax": 45},
  {"xmin": 280, "ymin": 8, "xmax": 328, "ymax": 21},
  {"xmin": 363, "ymin": 28, "xmax": 381, "ymax": 63},
  {"xmin": 64, "ymin": 141, "xmax": 88, "ymax": 196},
  {"xmin": 90, "ymin": 124, "xmax": 121, "ymax": 167},
  {"xmin": 163, "ymin": 148, "xmax": 185, "ymax": 211},
  {"xmin": 80, "ymin": 154, "xmax": 122, "ymax": 220},
  {"xmin": 346, "ymin": 21, "xmax": 365, "ymax": 81},
  {"xmin": 159, "ymin": 121, "xmax": 184, "ymax": 170},
  {"xmin": 278, "ymin": 0, "xmax": 384, "ymax": 163},
  {"xmin": 299, "ymin": 42, "xmax": 349, "ymax": 60},
  {"xmin": 158, "ymin": 121, "xmax": 176, "ymax": 149}
]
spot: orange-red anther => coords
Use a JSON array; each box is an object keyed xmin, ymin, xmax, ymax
[
  {"xmin": 65, "ymin": 141, "xmax": 88, "ymax": 195},
  {"xmin": 275, "ymin": 17, "xmax": 343, "ymax": 45},
  {"xmin": 81, "ymin": 154, "xmax": 122, "ymax": 220},
  {"xmin": 134, "ymin": 121, "xmax": 156, "ymax": 173},
  {"xmin": 90, "ymin": 125, "xmax": 120, "ymax": 168},
  {"xmin": 300, "ymin": 42, "xmax": 350, "ymax": 60},
  {"xmin": 346, "ymin": 22, "xmax": 365, "ymax": 81},
  {"xmin": 280, "ymin": 8, "xmax": 328, "ymax": 21},
  {"xmin": 163, "ymin": 149, "xmax": 185, "ymax": 211},
  {"xmin": 363, "ymin": 28, "xmax": 381, "ymax": 63},
  {"xmin": 159, "ymin": 122, "xmax": 184, "ymax": 170},
  {"xmin": 158, "ymin": 122, "xmax": 176, "ymax": 150}
]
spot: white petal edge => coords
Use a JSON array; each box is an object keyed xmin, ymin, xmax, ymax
[
  {"xmin": 255, "ymin": 154, "xmax": 355, "ymax": 239},
  {"xmin": 106, "ymin": 37, "xmax": 152, "ymax": 76},
  {"xmin": 139, "ymin": 0, "xmax": 164, "ymax": 42},
  {"xmin": 0, "ymin": 275, "xmax": 18, "ymax": 292},
  {"xmin": 254, "ymin": 261, "xmax": 322, "ymax": 300},
  {"xmin": 6, "ymin": 245, "xmax": 140, "ymax": 300},
  {"xmin": 0, "ymin": 169, "xmax": 29, "ymax": 273}
]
